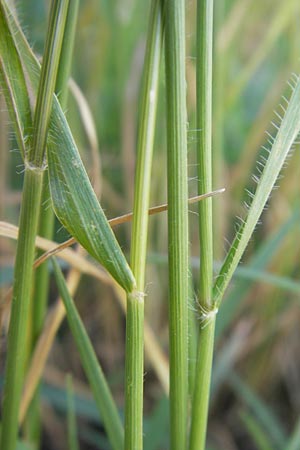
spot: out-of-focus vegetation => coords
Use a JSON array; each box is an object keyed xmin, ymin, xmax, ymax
[{"xmin": 1, "ymin": 0, "xmax": 300, "ymax": 449}]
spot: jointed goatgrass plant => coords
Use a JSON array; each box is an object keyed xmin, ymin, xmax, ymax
[{"xmin": 1, "ymin": 0, "xmax": 300, "ymax": 449}]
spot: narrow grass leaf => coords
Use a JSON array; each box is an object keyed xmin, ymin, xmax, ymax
[
  {"xmin": 286, "ymin": 418, "xmax": 300, "ymax": 450},
  {"xmin": 40, "ymin": 382, "xmax": 100, "ymax": 424},
  {"xmin": 239, "ymin": 409, "xmax": 274, "ymax": 450},
  {"xmin": 214, "ymin": 77, "xmax": 300, "ymax": 307},
  {"xmin": 0, "ymin": 3, "xmax": 32, "ymax": 158},
  {"xmin": 1, "ymin": 1, "xmax": 136, "ymax": 293},
  {"xmin": 52, "ymin": 257, "xmax": 124, "ymax": 450},
  {"xmin": 229, "ymin": 371, "xmax": 286, "ymax": 448},
  {"xmin": 66, "ymin": 374, "xmax": 80, "ymax": 450},
  {"xmin": 147, "ymin": 251, "xmax": 300, "ymax": 296},
  {"xmin": 215, "ymin": 209, "xmax": 300, "ymax": 339},
  {"xmin": 226, "ymin": 0, "xmax": 296, "ymax": 109},
  {"xmin": 144, "ymin": 397, "xmax": 169, "ymax": 450},
  {"xmin": 226, "ymin": 265, "xmax": 300, "ymax": 294}
]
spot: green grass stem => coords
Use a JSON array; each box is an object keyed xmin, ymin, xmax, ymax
[
  {"xmin": 0, "ymin": 169, "xmax": 43, "ymax": 450},
  {"xmin": 196, "ymin": 0, "xmax": 214, "ymax": 309},
  {"xmin": 189, "ymin": 1, "xmax": 214, "ymax": 449},
  {"xmin": 190, "ymin": 319, "xmax": 216, "ymax": 450},
  {"xmin": 29, "ymin": 0, "xmax": 70, "ymax": 168},
  {"xmin": 125, "ymin": 1, "xmax": 163, "ymax": 448},
  {"xmin": 165, "ymin": 0, "xmax": 189, "ymax": 447},
  {"xmin": 0, "ymin": 2, "xmax": 69, "ymax": 448},
  {"xmin": 55, "ymin": 0, "xmax": 79, "ymax": 106},
  {"xmin": 212, "ymin": 0, "xmax": 225, "ymax": 257},
  {"xmin": 27, "ymin": 1, "xmax": 78, "ymax": 443},
  {"xmin": 25, "ymin": 180, "xmax": 55, "ymax": 445}
]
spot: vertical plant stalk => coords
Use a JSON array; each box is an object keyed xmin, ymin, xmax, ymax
[
  {"xmin": 28, "ymin": 0, "xmax": 69, "ymax": 167},
  {"xmin": 190, "ymin": 1, "xmax": 215, "ymax": 450},
  {"xmin": 33, "ymin": 0, "xmax": 79, "ymax": 345},
  {"xmin": 212, "ymin": 0, "xmax": 225, "ymax": 258},
  {"xmin": 0, "ymin": 2, "xmax": 69, "ymax": 449},
  {"xmin": 165, "ymin": 0, "xmax": 189, "ymax": 447},
  {"xmin": 55, "ymin": 0, "xmax": 79, "ymax": 108},
  {"xmin": 125, "ymin": 0, "xmax": 163, "ymax": 448},
  {"xmin": 0, "ymin": 169, "xmax": 43, "ymax": 450},
  {"xmin": 25, "ymin": 177, "xmax": 54, "ymax": 447},
  {"xmin": 27, "ymin": 0, "xmax": 79, "ymax": 444}
]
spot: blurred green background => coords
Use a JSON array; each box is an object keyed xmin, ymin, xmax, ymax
[{"xmin": 1, "ymin": 0, "xmax": 300, "ymax": 449}]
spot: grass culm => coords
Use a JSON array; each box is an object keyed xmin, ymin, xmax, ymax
[{"xmin": 1, "ymin": 1, "xmax": 300, "ymax": 450}]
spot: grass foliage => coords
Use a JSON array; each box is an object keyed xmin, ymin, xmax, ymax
[{"xmin": 0, "ymin": 0, "xmax": 300, "ymax": 449}]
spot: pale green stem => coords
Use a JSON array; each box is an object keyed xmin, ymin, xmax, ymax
[
  {"xmin": 212, "ymin": 0, "xmax": 225, "ymax": 258},
  {"xmin": 189, "ymin": 1, "xmax": 215, "ymax": 450},
  {"xmin": 188, "ymin": 284, "xmax": 198, "ymax": 398},
  {"xmin": 0, "ymin": 169, "xmax": 43, "ymax": 450},
  {"xmin": 165, "ymin": 0, "xmax": 189, "ymax": 447},
  {"xmin": 0, "ymin": 2, "xmax": 69, "ymax": 448},
  {"xmin": 125, "ymin": 1, "xmax": 163, "ymax": 448},
  {"xmin": 29, "ymin": 0, "xmax": 70, "ymax": 168},
  {"xmin": 125, "ymin": 294, "xmax": 144, "ymax": 450},
  {"xmin": 27, "ymin": 1, "xmax": 79, "ymax": 443},
  {"xmin": 197, "ymin": 0, "xmax": 214, "ymax": 306},
  {"xmin": 33, "ymin": 0, "xmax": 79, "ymax": 342},
  {"xmin": 25, "ymin": 180, "xmax": 55, "ymax": 444},
  {"xmin": 55, "ymin": 0, "xmax": 79, "ymax": 106},
  {"xmin": 189, "ymin": 319, "xmax": 215, "ymax": 450}
]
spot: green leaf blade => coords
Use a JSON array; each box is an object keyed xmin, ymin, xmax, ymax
[
  {"xmin": 1, "ymin": 1, "xmax": 136, "ymax": 294},
  {"xmin": 0, "ymin": 3, "xmax": 32, "ymax": 158},
  {"xmin": 214, "ymin": 77, "xmax": 300, "ymax": 307},
  {"xmin": 47, "ymin": 105, "xmax": 136, "ymax": 293}
]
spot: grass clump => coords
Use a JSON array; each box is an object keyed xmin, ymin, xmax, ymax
[{"xmin": 0, "ymin": 1, "xmax": 300, "ymax": 450}]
